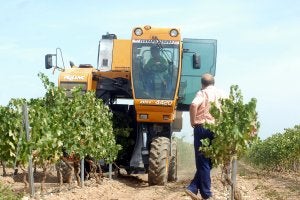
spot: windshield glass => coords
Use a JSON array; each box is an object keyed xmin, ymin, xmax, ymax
[{"xmin": 132, "ymin": 40, "xmax": 180, "ymax": 100}]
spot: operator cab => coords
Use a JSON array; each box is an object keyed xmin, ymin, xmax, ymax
[{"xmin": 132, "ymin": 41, "xmax": 180, "ymax": 100}]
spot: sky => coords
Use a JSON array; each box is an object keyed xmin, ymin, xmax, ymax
[{"xmin": 0, "ymin": 0, "xmax": 299, "ymax": 140}]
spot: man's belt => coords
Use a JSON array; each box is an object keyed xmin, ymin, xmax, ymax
[{"xmin": 193, "ymin": 124, "xmax": 203, "ymax": 128}]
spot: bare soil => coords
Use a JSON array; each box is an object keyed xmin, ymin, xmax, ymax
[{"xmin": 1, "ymin": 162, "xmax": 299, "ymax": 200}]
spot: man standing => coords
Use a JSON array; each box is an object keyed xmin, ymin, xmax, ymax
[{"xmin": 185, "ymin": 73, "xmax": 226, "ymax": 200}]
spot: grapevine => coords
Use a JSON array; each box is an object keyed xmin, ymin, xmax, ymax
[
  {"xmin": 0, "ymin": 100, "xmax": 24, "ymax": 166},
  {"xmin": 247, "ymin": 125, "xmax": 300, "ymax": 171},
  {"xmin": 200, "ymin": 85, "xmax": 259, "ymax": 199},
  {"xmin": 0, "ymin": 73, "xmax": 121, "ymax": 192}
]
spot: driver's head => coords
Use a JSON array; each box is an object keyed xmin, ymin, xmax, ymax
[{"xmin": 150, "ymin": 46, "xmax": 160, "ymax": 58}]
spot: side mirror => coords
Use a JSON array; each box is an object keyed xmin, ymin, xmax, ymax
[
  {"xmin": 193, "ymin": 53, "xmax": 201, "ymax": 69},
  {"xmin": 45, "ymin": 54, "xmax": 55, "ymax": 69}
]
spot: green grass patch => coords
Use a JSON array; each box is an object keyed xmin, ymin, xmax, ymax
[
  {"xmin": 175, "ymin": 137, "xmax": 195, "ymax": 172},
  {"xmin": 0, "ymin": 181, "xmax": 22, "ymax": 200}
]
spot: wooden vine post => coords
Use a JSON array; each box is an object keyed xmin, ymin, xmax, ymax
[
  {"xmin": 22, "ymin": 104, "xmax": 35, "ymax": 197},
  {"xmin": 230, "ymin": 156, "xmax": 237, "ymax": 200}
]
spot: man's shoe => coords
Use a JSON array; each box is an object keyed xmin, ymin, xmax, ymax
[
  {"xmin": 202, "ymin": 196, "xmax": 213, "ymax": 200},
  {"xmin": 184, "ymin": 189, "xmax": 201, "ymax": 200}
]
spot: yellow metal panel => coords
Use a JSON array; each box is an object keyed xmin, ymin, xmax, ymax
[
  {"xmin": 112, "ymin": 39, "xmax": 131, "ymax": 71},
  {"xmin": 134, "ymin": 99, "xmax": 176, "ymax": 123},
  {"xmin": 58, "ymin": 68, "xmax": 96, "ymax": 91},
  {"xmin": 91, "ymin": 80, "xmax": 97, "ymax": 90},
  {"xmin": 93, "ymin": 71, "xmax": 130, "ymax": 81}
]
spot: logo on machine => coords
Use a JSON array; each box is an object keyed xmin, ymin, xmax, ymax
[
  {"xmin": 132, "ymin": 39, "xmax": 179, "ymax": 44},
  {"xmin": 139, "ymin": 100, "xmax": 173, "ymax": 106},
  {"xmin": 64, "ymin": 75, "xmax": 85, "ymax": 81}
]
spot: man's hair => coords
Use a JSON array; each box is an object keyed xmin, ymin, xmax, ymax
[{"xmin": 201, "ymin": 73, "xmax": 215, "ymax": 88}]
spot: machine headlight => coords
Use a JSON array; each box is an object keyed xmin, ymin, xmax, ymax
[
  {"xmin": 170, "ymin": 29, "xmax": 179, "ymax": 37},
  {"xmin": 163, "ymin": 115, "xmax": 170, "ymax": 120},
  {"xmin": 144, "ymin": 25, "xmax": 151, "ymax": 30},
  {"xmin": 139, "ymin": 114, "xmax": 148, "ymax": 119},
  {"xmin": 134, "ymin": 28, "xmax": 143, "ymax": 36}
]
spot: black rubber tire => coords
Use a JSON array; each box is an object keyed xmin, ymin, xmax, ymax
[
  {"xmin": 148, "ymin": 137, "xmax": 170, "ymax": 186},
  {"xmin": 168, "ymin": 139, "xmax": 177, "ymax": 182}
]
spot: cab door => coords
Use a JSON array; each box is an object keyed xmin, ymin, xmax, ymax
[{"xmin": 177, "ymin": 39, "xmax": 217, "ymax": 111}]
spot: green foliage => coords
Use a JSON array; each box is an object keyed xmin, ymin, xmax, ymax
[
  {"xmin": 0, "ymin": 73, "xmax": 121, "ymax": 168},
  {"xmin": 112, "ymin": 111, "xmax": 132, "ymax": 138},
  {"xmin": 112, "ymin": 110, "xmax": 133, "ymax": 159},
  {"xmin": 0, "ymin": 181, "xmax": 22, "ymax": 200},
  {"xmin": 246, "ymin": 125, "xmax": 300, "ymax": 171},
  {"xmin": 0, "ymin": 100, "xmax": 24, "ymax": 165},
  {"xmin": 200, "ymin": 85, "xmax": 260, "ymax": 166}
]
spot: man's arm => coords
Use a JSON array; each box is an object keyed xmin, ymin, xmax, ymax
[
  {"xmin": 159, "ymin": 57, "xmax": 168, "ymax": 71},
  {"xmin": 144, "ymin": 58, "xmax": 154, "ymax": 72},
  {"xmin": 189, "ymin": 103, "xmax": 198, "ymax": 127},
  {"xmin": 189, "ymin": 92, "xmax": 204, "ymax": 127},
  {"xmin": 145, "ymin": 56, "xmax": 168, "ymax": 72}
]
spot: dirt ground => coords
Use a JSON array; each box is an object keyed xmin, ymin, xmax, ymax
[{"xmin": 1, "ymin": 161, "xmax": 299, "ymax": 200}]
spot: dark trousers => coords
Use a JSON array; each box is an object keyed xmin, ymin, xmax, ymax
[{"xmin": 187, "ymin": 125, "xmax": 213, "ymax": 199}]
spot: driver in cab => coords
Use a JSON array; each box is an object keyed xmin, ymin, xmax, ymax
[
  {"xmin": 144, "ymin": 45, "xmax": 168, "ymax": 73},
  {"xmin": 143, "ymin": 46, "xmax": 168, "ymax": 97}
]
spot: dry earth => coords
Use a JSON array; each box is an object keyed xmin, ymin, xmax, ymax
[{"xmin": 1, "ymin": 161, "xmax": 299, "ymax": 200}]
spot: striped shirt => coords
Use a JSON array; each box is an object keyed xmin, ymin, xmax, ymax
[{"xmin": 189, "ymin": 85, "xmax": 227, "ymax": 127}]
